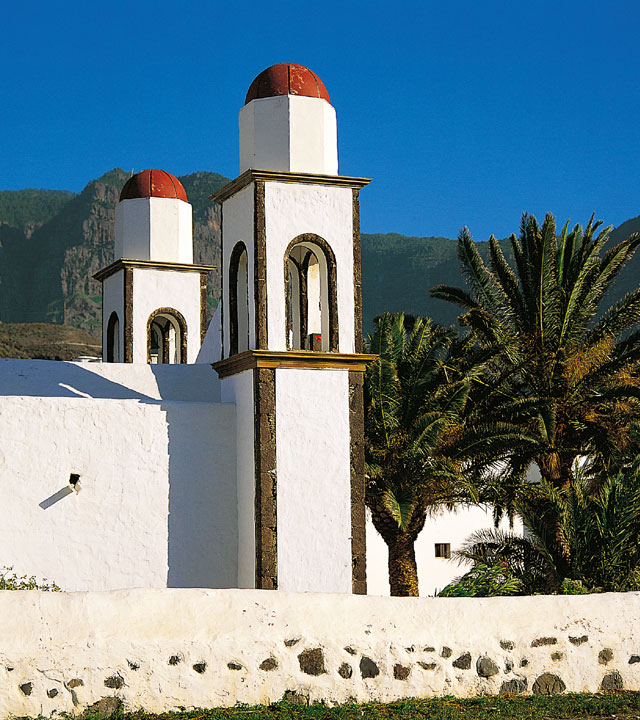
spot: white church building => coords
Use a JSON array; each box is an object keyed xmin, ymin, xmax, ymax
[{"xmin": 0, "ymin": 63, "xmax": 506, "ymax": 596}]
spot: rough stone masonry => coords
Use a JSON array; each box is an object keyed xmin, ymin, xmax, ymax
[{"xmin": 1, "ymin": 588, "xmax": 640, "ymax": 716}]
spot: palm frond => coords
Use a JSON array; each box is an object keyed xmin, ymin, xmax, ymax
[{"xmin": 381, "ymin": 487, "xmax": 415, "ymax": 530}]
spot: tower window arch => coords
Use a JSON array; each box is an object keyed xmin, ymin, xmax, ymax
[
  {"xmin": 106, "ymin": 311, "xmax": 120, "ymax": 363},
  {"xmin": 284, "ymin": 234, "xmax": 338, "ymax": 352},
  {"xmin": 146, "ymin": 307, "xmax": 188, "ymax": 364},
  {"xmin": 229, "ymin": 241, "xmax": 250, "ymax": 355}
]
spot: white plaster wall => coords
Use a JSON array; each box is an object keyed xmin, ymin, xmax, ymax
[
  {"xmin": 239, "ymin": 95, "xmax": 338, "ymax": 175},
  {"xmin": 239, "ymin": 96, "xmax": 289, "ymax": 174},
  {"xmin": 0, "ymin": 360, "xmax": 233, "ymax": 592},
  {"xmin": 101, "ymin": 272, "xmax": 124, "ymax": 361},
  {"xmin": 115, "ymin": 199, "xmax": 149, "ymax": 261},
  {"xmin": 221, "ymin": 185, "xmax": 255, "ymax": 357},
  {"xmin": 196, "ymin": 305, "xmax": 222, "ymax": 364},
  {"xmin": 0, "ymin": 396, "xmax": 170, "ymax": 591},
  {"xmin": 165, "ymin": 402, "xmax": 237, "ymax": 589},
  {"xmin": 289, "ymin": 95, "xmax": 338, "ymax": 175},
  {"xmin": 2, "ymin": 588, "xmax": 640, "ymax": 715},
  {"xmin": 131, "ymin": 268, "xmax": 202, "ymax": 362},
  {"xmin": 367, "ymin": 505, "xmax": 524, "ymax": 597},
  {"xmin": 264, "ymin": 183, "xmax": 355, "ymax": 352},
  {"xmin": 221, "ymin": 370, "xmax": 255, "ymax": 588},
  {"xmin": 115, "ymin": 198, "xmax": 193, "ymax": 263},
  {"xmin": 0, "ymin": 360, "xmax": 221, "ymax": 403},
  {"xmin": 276, "ymin": 368, "xmax": 351, "ymax": 593}
]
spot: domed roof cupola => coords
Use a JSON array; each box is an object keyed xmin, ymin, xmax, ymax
[
  {"xmin": 245, "ymin": 63, "xmax": 331, "ymax": 104},
  {"xmin": 114, "ymin": 168, "xmax": 193, "ymax": 263},
  {"xmin": 120, "ymin": 169, "xmax": 188, "ymax": 202},
  {"xmin": 239, "ymin": 62, "xmax": 338, "ymax": 176}
]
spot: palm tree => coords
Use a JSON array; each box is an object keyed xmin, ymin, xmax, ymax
[
  {"xmin": 364, "ymin": 313, "xmax": 522, "ymax": 596},
  {"xmin": 450, "ymin": 452, "xmax": 640, "ymax": 594},
  {"xmin": 431, "ymin": 213, "xmax": 640, "ymax": 503}
]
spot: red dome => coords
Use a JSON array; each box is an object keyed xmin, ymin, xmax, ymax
[
  {"xmin": 119, "ymin": 169, "xmax": 188, "ymax": 202},
  {"xmin": 245, "ymin": 63, "xmax": 330, "ymax": 105}
]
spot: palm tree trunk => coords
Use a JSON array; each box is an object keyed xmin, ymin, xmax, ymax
[
  {"xmin": 388, "ymin": 534, "xmax": 419, "ymax": 596},
  {"xmin": 539, "ymin": 454, "xmax": 574, "ymax": 576}
]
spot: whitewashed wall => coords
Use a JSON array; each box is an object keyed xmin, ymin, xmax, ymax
[
  {"xmin": 2, "ymin": 588, "xmax": 638, "ymax": 716},
  {"xmin": 275, "ymin": 368, "xmax": 352, "ymax": 593},
  {"xmin": 239, "ymin": 95, "xmax": 338, "ymax": 175},
  {"xmin": 221, "ymin": 185, "xmax": 255, "ymax": 357},
  {"xmin": 101, "ymin": 272, "xmax": 124, "ymax": 362},
  {"xmin": 197, "ymin": 305, "xmax": 222, "ymax": 364},
  {"xmin": 367, "ymin": 506, "xmax": 524, "ymax": 597},
  {"xmin": 0, "ymin": 360, "xmax": 235, "ymax": 592},
  {"xmin": 115, "ymin": 198, "xmax": 193, "ymax": 263},
  {"xmin": 221, "ymin": 370, "xmax": 256, "ymax": 588},
  {"xmin": 264, "ymin": 182, "xmax": 355, "ymax": 352},
  {"xmin": 131, "ymin": 268, "xmax": 202, "ymax": 362}
]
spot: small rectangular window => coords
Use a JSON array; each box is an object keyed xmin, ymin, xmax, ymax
[{"xmin": 435, "ymin": 543, "xmax": 451, "ymax": 559}]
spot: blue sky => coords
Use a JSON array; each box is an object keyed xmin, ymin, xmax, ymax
[{"xmin": 2, "ymin": 1, "xmax": 639, "ymax": 240}]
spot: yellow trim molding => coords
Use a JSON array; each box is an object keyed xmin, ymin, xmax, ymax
[
  {"xmin": 213, "ymin": 349, "xmax": 377, "ymax": 378},
  {"xmin": 94, "ymin": 259, "xmax": 216, "ymax": 282},
  {"xmin": 210, "ymin": 169, "xmax": 372, "ymax": 204}
]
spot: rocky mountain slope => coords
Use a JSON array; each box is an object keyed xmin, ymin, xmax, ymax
[
  {"xmin": 0, "ymin": 170, "xmax": 638, "ymax": 347},
  {"xmin": 0, "ymin": 170, "xmax": 227, "ymax": 338}
]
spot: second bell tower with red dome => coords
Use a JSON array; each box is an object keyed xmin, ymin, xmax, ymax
[{"xmin": 95, "ymin": 169, "xmax": 214, "ymax": 363}]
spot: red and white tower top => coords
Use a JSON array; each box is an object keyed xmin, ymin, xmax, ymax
[
  {"xmin": 239, "ymin": 63, "xmax": 338, "ymax": 176},
  {"xmin": 115, "ymin": 169, "xmax": 193, "ymax": 263}
]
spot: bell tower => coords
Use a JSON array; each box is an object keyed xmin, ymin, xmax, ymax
[
  {"xmin": 212, "ymin": 63, "xmax": 373, "ymax": 594},
  {"xmin": 95, "ymin": 169, "xmax": 214, "ymax": 363}
]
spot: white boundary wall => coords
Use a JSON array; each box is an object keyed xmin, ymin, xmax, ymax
[{"xmin": 2, "ymin": 589, "xmax": 639, "ymax": 716}]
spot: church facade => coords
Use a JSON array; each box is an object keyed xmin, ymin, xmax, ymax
[{"xmin": 0, "ymin": 64, "xmax": 506, "ymax": 596}]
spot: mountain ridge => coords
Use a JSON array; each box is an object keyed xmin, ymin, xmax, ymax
[{"xmin": 0, "ymin": 170, "xmax": 638, "ymax": 344}]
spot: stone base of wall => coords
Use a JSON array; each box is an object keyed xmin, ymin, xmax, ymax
[{"xmin": 2, "ymin": 589, "xmax": 640, "ymax": 716}]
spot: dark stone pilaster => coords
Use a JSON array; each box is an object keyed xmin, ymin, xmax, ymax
[
  {"xmin": 254, "ymin": 181, "xmax": 268, "ymax": 349},
  {"xmin": 349, "ymin": 370, "xmax": 367, "ymax": 594},
  {"xmin": 200, "ymin": 271, "xmax": 208, "ymax": 345},
  {"xmin": 123, "ymin": 266, "xmax": 133, "ymax": 363},
  {"xmin": 254, "ymin": 367, "xmax": 277, "ymax": 589},
  {"xmin": 220, "ymin": 203, "xmax": 224, "ymax": 356}
]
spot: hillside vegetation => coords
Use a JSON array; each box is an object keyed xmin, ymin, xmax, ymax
[
  {"xmin": 0, "ymin": 169, "xmax": 638, "ymax": 356},
  {"xmin": 0, "ymin": 189, "xmax": 75, "ymax": 235}
]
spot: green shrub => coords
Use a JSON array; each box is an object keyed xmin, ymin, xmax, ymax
[
  {"xmin": 438, "ymin": 562, "xmax": 521, "ymax": 597},
  {"xmin": 0, "ymin": 566, "xmax": 60, "ymax": 591}
]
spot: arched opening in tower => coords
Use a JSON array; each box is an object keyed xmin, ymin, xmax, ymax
[
  {"xmin": 285, "ymin": 235, "xmax": 338, "ymax": 352},
  {"xmin": 229, "ymin": 242, "xmax": 250, "ymax": 355},
  {"xmin": 106, "ymin": 311, "xmax": 120, "ymax": 363},
  {"xmin": 146, "ymin": 308, "xmax": 187, "ymax": 364}
]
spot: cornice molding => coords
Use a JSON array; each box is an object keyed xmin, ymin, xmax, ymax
[
  {"xmin": 210, "ymin": 169, "xmax": 372, "ymax": 204},
  {"xmin": 94, "ymin": 259, "xmax": 216, "ymax": 282},
  {"xmin": 212, "ymin": 349, "xmax": 377, "ymax": 378}
]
